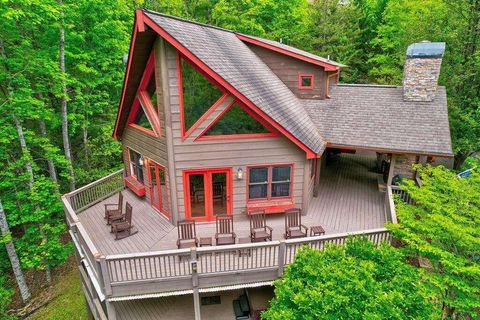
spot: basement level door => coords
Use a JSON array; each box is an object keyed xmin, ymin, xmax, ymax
[{"xmin": 185, "ymin": 168, "xmax": 232, "ymax": 222}]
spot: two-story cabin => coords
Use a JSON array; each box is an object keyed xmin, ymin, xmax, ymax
[{"xmin": 62, "ymin": 9, "xmax": 452, "ymax": 320}]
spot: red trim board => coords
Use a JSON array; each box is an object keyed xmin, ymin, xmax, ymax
[{"xmin": 237, "ymin": 34, "xmax": 340, "ymax": 72}]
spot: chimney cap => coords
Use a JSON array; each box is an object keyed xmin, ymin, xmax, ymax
[{"xmin": 406, "ymin": 42, "xmax": 445, "ymax": 59}]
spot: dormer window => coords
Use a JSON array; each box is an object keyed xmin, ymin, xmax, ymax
[{"xmin": 298, "ymin": 74, "xmax": 314, "ymax": 90}]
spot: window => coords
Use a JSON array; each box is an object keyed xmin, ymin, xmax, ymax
[
  {"xmin": 298, "ymin": 74, "xmax": 314, "ymax": 90},
  {"xmin": 133, "ymin": 103, "xmax": 154, "ymax": 130},
  {"xmin": 204, "ymin": 103, "xmax": 271, "ymax": 136},
  {"xmin": 248, "ymin": 165, "xmax": 292, "ymax": 200},
  {"xmin": 179, "ymin": 56, "xmax": 224, "ymax": 134},
  {"xmin": 129, "ymin": 149, "xmax": 144, "ymax": 184}
]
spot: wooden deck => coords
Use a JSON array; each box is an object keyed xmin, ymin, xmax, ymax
[{"xmin": 77, "ymin": 152, "xmax": 385, "ymax": 255}]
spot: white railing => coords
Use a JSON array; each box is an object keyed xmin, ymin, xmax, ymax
[{"xmin": 385, "ymin": 186, "xmax": 398, "ymax": 223}]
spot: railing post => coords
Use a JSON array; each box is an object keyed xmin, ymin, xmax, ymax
[
  {"xmin": 98, "ymin": 256, "xmax": 112, "ymax": 296},
  {"xmin": 190, "ymin": 247, "xmax": 201, "ymax": 320},
  {"xmin": 278, "ymin": 240, "xmax": 286, "ymax": 277}
]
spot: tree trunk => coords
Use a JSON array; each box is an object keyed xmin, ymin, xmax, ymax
[
  {"xmin": 0, "ymin": 198, "xmax": 31, "ymax": 303},
  {"xmin": 39, "ymin": 120, "xmax": 59, "ymax": 185},
  {"xmin": 13, "ymin": 114, "xmax": 52, "ymax": 285},
  {"xmin": 59, "ymin": 0, "xmax": 75, "ymax": 191}
]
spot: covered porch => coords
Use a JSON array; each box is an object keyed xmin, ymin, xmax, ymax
[{"xmin": 74, "ymin": 151, "xmax": 386, "ymax": 255}]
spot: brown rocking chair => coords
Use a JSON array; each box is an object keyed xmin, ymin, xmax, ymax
[
  {"xmin": 177, "ymin": 220, "xmax": 198, "ymax": 249},
  {"xmin": 105, "ymin": 192, "xmax": 123, "ymax": 225},
  {"xmin": 112, "ymin": 202, "xmax": 136, "ymax": 240},
  {"xmin": 249, "ymin": 210, "xmax": 273, "ymax": 242},
  {"xmin": 215, "ymin": 215, "xmax": 236, "ymax": 245},
  {"xmin": 284, "ymin": 208, "xmax": 307, "ymax": 239}
]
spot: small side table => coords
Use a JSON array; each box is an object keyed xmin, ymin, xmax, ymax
[
  {"xmin": 237, "ymin": 237, "xmax": 251, "ymax": 257},
  {"xmin": 310, "ymin": 225, "xmax": 325, "ymax": 236},
  {"xmin": 199, "ymin": 237, "xmax": 212, "ymax": 247}
]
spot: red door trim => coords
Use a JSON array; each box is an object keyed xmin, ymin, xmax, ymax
[{"xmin": 183, "ymin": 168, "xmax": 233, "ymax": 222}]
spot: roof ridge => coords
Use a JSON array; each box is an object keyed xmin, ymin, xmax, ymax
[
  {"xmin": 337, "ymin": 83, "xmax": 400, "ymax": 88},
  {"xmin": 142, "ymin": 9, "xmax": 233, "ymax": 34}
]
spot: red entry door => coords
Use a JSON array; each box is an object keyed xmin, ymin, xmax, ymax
[
  {"xmin": 184, "ymin": 168, "xmax": 232, "ymax": 222},
  {"xmin": 148, "ymin": 161, "xmax": 169, "ymax": 218}
]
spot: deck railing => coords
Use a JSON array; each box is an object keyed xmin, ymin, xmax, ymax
[
  {"xmin": 385, "ymin": 186, "xmax": 398, "ymax": 223},
  {"xmin": 391, "ymin": 185, "xmax": 415, "ymax": 205},
  {"xmin": 63, "ymin": 170, "xmax": 397, "ymax": 298},
  {"xmin": 66, "ymin": 169, "xmax": 125, "ymax": 213}
]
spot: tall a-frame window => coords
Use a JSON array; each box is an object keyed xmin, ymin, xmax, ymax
[
  {"xmin": 177, "ymin": 54, "xmax": 225, "ymax": 139},
  {"xmin": 127, "ymin": 51, "xmax": 161, "ymax": 137}
]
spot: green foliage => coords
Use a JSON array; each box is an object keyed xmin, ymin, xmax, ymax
[
  {"xmin": 205, "ymin": 103, "xmax": 269, "ymax": 135},
  {"xmin": 263, "ymin": 238, "xmax": 438, "ymax": 320},
  {"xmin": 388, "ymin": 166, "xmax": 480, "ymax": 318},
  {"xmin": 0, "ymin": 276, "xmax": 16, "ymax": 320}
]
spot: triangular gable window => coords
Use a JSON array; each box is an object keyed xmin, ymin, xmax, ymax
[
  {"xmin": 133, "ymin": 103, "xmax": 154, "ymax": 130},
  {"xmin": 205, "ymin": 103, "xmax": 270, "ymax": 135},
  {"xmin": 128, "ymin": 51, "xmax": 161, "ymax": 137},
  {"xmin": 196, "ymin": 101, "xmax": 278, "ymax": 140},
  {"xmin": 179, "ymin": 56, "xmax": 224, "ymax": 138}
]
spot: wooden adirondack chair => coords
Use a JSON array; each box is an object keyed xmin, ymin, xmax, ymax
[
  {"xmin": 215, "ymin": 215, "xmax": 236, "ymax": 245},
  {"xmin": 105, "ymin": 192, "xmax": 123, "ymax": 225},
  {"xmin": 249, "ymin": 210, "xmax": 273, "ymax": 242},
  {"xmin": 177, "ymin": 220, "xmax": 198, "ymax": 249},
  {"xmin": 112, "ymin": 202, "xmax": 135, "ymax": 240},
  {"xmin": 284, "ymin": 208, "xmax": 307, "ymax": 239}
]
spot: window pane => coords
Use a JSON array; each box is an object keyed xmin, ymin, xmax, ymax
[
  {"xmin": 272, "ymin": 182, "xmax": 290, "ymax": 197},
  {"xmin": 205, "ymin": 103, "xmax": 270, "ymax": 135},
  {"xmin": 249, "ymin": 167, "xmax": 268, "ymax": 183},
  {"xmin": 249, "ymin": 184, "xmax": 267, "ymax": 199},
  {"xmin": 134, "ymin": 107, "xmax": 153, "ymax": 130},
  {"xmin": 272, "ymin": 166, "xmax": 291, "ymax": 182},
  {"xmin": 181, "ymin": 58, "xmax": 223, "ymax": 131},
  {"xmin": 301, "ymin": 76, "xmax": 312, "ymax": 87}
]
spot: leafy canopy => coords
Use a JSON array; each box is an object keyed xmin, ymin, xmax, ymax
[
  {"xmin": 388, "ymin": 166, "xmax": 480, "ymax": 318},
  {"xmin": 263, "ymin": 237, "xmax": 437, "ymax": 320}
]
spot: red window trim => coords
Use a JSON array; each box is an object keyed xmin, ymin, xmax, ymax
[
  {"xmin": 177, "ymin": 53, "xmax": 229, "ymax": 141},
  {"xmin": 298, "ymin": 74, "xmax": 314, "ymax": 90},
  {"xmin": 246, "ymin": 163, "xmax": 294, "ymax": 203},
  {"xmin": 195, "ymin": 99, "xmax": 280, "ymax": 141},
  {"xmin": 146, "ymin": 159, "xmax": 170, "ymax": 219},
  {"xmin": 182, "ymin": 167, "xmax": 233, "ymax": 222},
  {"xmin": 126, "ymin": 51, "xmax": 162, "ymax": 137}
]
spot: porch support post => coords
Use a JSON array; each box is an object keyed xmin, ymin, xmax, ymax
[
  {"xmin": 313, "ymin": 154, "xmax": 323, "ymax": 197},
  {"xmin": 105, "ymin": 300, "xmax": 116, "ymax": 320},
  {"xmin": 387, "ymin": 154, "xmax": 396, "ymax": 186},
  {"xmin": 191, "ymin": 247, "xmax": 201, "ymax": 320}
]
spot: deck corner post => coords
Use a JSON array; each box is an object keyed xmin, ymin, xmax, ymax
[
  {"xmin": 105, "ymin": 299, "xmax": 117, "ymax": 320},
  {"xmin": 278, "ymin": 240, "xmax": 286, "ymax": 277},
  {"xmin": 98, "ymin": 255, "xmax": 112, "ymax": 296},
  {"xmin": 190, "ymin": 247, "xmax": 201, "ymax": 320}
]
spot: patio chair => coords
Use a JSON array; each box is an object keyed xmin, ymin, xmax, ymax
[
  {"xmin": 215, "ymin": 215, "xmax": 236, "ymax": 245},
  {"xmin": 112, "ymin": 202, "xmax": 136, "ymax": 240},
  {"xmin": 249, "ymin": 210, "xmax": 272, "ymax": 242},
  {"xmin": 212, "ymin": 182, "xmax": 224, "ymax": 206},
  {"xmin": 105, "ymin": 192, "xmax": 123, "ymax": 225},
  {"xmin": 284, "ymin": 208, "xmax": 307, "ymax": 239},
  {"xmin": 177, "ymin": 219, "xmax": 198, "ymax": 249}
]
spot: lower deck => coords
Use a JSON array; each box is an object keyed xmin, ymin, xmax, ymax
[{"xmin": 78, "ymin": 152, "xmax": 386, "ymax": 255}]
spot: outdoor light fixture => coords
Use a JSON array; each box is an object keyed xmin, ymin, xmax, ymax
[
  {"xmin": 236, "ymin": 168, "xmax": 244, "ymax": 180},
  {"xmin": 139, "ymin": 155, "xmax": 145, "ymax": 167}
]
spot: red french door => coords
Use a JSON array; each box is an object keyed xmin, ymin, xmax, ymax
[
  {"xmin": 184, "ymin": 168, "xmax": 232, "ymax": 222},
  {"xmin": 148, "ymin": 161, "xmax": 169, "ymax": 218}
]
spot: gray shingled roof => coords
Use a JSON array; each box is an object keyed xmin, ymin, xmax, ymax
[
  {"xmin": 238, "ymin": 34, "xmax": 346, "ymax": 68},
  {"xmin": 302, "ymin": 85, "xmax": 453, "ymax": 156},
  {"xmin": 144, "ymin": 10, "xmax": 326, "ymax": 153}
]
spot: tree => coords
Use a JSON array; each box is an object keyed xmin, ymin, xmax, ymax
[
  {"xmin": 0, "ymin": 198, "xmax": 31, "ymax": 303},
  {"xmin": 388, "ymin": 166, "xmax": 480, "ymax": 319},
  {"xmin": 263, "ymin": 238, "xmax": 437, "ymax": 320}
]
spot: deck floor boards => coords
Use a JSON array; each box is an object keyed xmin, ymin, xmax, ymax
[{"xmin": 77, "ymin": 152, "xmax": 385, "ymax": 255}]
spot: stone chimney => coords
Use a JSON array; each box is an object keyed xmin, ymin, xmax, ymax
[{"xmin": 403, "ymin": 41, "xmax": 445, "ymax": 102}]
